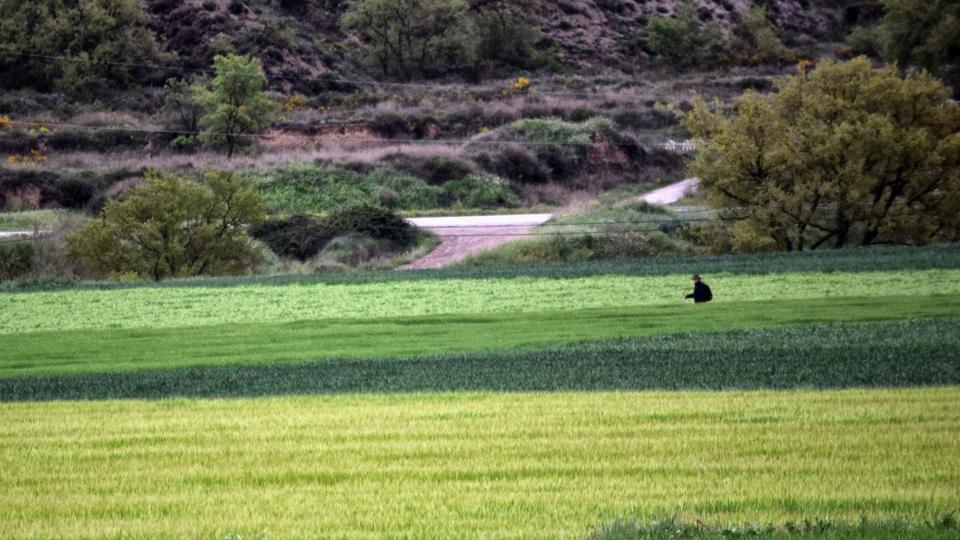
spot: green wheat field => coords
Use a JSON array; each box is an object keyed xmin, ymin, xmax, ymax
[{"xmin": 2, "ymin": 245, "xmax": 960, "ymax": 539}]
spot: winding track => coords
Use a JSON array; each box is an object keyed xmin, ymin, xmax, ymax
[{"xmin": 401, "ymin": 178, "xmax": 698, "ymax": 269}]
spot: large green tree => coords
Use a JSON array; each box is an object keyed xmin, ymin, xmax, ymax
[
  {"xmin": 195, "ymin": 55, "xmax": 272, "ymax": 158},
  {"xmin": 847, "ymin": 0, "xmax": 960, "ymax": 95},
  {"xmin": 880, "ymin": 0, "xmax": 960, "ymax": 93},
  {"xmin": 341, "ymin": 0, "xmax": 472, "ymax": 79},
  {"xmin": 0, "ymin": 0, "xmax": 168, "ymax": 96},
  {"xmin": 69, "ymin": 171, "xmax": 266, "ymax": 281},
  {"xmin": 684, "ymin": 57, "xmax": 960, "ymax": 252}
]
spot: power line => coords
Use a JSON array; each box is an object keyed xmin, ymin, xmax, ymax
[
  {"xmin": 412, "ymin": 218, "xmax": 718, "ymax": 229},
  {"xmin": 0, "ymin": 49, "xmax": 669, "ymax": 100},
  {"xmin": 6, "ymin": 119, "xmax": 650, "ymax": 148}
]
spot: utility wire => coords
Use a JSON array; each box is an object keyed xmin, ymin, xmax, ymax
[
  {"xmin": 5, "ymin": 119, "xmax": 654, "ymax": 148},
  {"xmin": 0, "ymin": 49, "xmax": 668, "ymax": 100},
  {"xmin": 411, "ymin": 218, "xmax": 720, "ymax": 229}
]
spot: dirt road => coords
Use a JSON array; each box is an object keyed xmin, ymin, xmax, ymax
[
  {"xmin": 400, "ymin": 179, "xmax": 698, "ymax": 269},
  {"xmin": 618, "ymin": 177, "xmax": 699, "ymax": 207},
  {"xmin": 400, "ymin": 214, "xmax": 552, "ymax": 270}
]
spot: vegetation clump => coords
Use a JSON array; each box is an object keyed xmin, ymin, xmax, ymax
[
  {"xmin": 0, "ymin": 0, "xmax": 168, "ymax": 96},
  {"xmin": 195, "ymin": 55, "xmax": 272, "ymax": 158},
  {"xmin": 68, "ymin": 171, "xmax": 266, "ymax": 281},
  {"xmin": 684, "ymin": 57, "xmax": 960, "ymax": 252}
]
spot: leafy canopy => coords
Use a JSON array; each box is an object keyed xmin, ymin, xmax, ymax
[
  {"xmin": 68, "ymin": 171, "xmax": 266, "ymax": 281},
  {"xmin": 684, "ymin": 57, "xmax": 960, "ymax": 252},
  {"xmin": 847, "ymin": 0, "xmax": 960, "ymax": 95},
  {"xmin": 342, "ymin": 0, "xmax": 472, "ymax": 79},
  {"xmin": 0, "ymin": 0, "xmax": 168, "ymax": 96},
  {"xmin": 195, "ymin": 55, "xmax": 272, "ymax": 157},
  {"xmin": 341, "ymin": 0, "xmax": 551, "ymax": 79}
]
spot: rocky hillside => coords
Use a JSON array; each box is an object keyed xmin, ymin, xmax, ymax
[{"xmin": 143, "ymin": 0, "xmax": 862, "ymax": 89}]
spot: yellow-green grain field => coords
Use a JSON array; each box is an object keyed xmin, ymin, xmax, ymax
[{"xmin": 2, "ymin": 388, "xmax": 959, "ymax": 539}]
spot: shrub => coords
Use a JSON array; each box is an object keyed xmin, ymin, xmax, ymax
[
  {"xmin": 252, "ymin": 165, "xmax": 442, "ymax": 213},
  {"xmin": 249, "ymin": 214, "xmax": 338, "ymax": 261},
  {"xmin": 509, "ymin": 117, "xmax": 617, "ymax": 145},
  {"xmin": 386, "ymin": 154, "xmax": 475, "ymax": 185},
  {"xmin": 646, "ymin": 1, "xmax": 723, "ymax": 70},
  {"xmin": 0, "ymin": 242, "xmax": 33, "ymax": 281},
  {"xmin": 68, "ymin": 171, "xmax": 266, "ymax": 281},
  {"xmin": 325, "ymin": 204, "xmax": 414, "ymax": 247},
  {"xmin": 475, "ymin": 146, "xmax": 549, "ymax": 184},
  {"xmin": 317, "ymin": 233, "xmax": 393, "ymax": 268},
  {"xmin": 440, "ymin": 174, "xmax": 519, "ymax": 208}
]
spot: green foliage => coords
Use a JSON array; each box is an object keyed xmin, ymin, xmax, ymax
[
  {"xmin": 684, "ymin": 57, "xmax": 960, "ymax": 252},
  {"xmin": 645, "ymin": 1, "xmax": 723, "ymax": 70},
  {"xmin": 341, "ymin": 0, "xmax": 473, "ymax": 79},
  {"xmin": 4, "ymin": 243, "xmax": 958, "ymax": 291},
  {"xmin": 474, "ymin": 117, "xmax": 636, "ymax": 185},
  {"xmin": 1, "ymin": 293, "xmax": 956, "ymax": 378},
  {"xmin": 0, "ymin": 0, "xmax": 168, "ymax": 97},
  {"xmin": 341, "ymin": 0, "xmax": 555, "ymax": 79},
  {"xmin": 509, "ymin": 116, "xmax": 616, "ymax": 145},
  {"xmin": 469, "ymin": 0, "xmax": 557, "ymax": 75},
  {"xmin": 466, "ymin": 231, "xmax": 688, "ymax": 265},
  {"xmin": 252, "ymin": 163, "xmax": 518, "ymax": 213},
  {"xmin": 67, "ymin": 171, "xmax": 266, "ymax": 281},
  {"xmin": 732, "ymin": 6, "xmax": 790, "ymax": 65},
  {"xmin": 325, "ymin": 203, "xmax": 414, "ymax": 247},
  {"xmin": 251, "ymin": 205, "xmax": 415, "ymax": 262},
  {"xmin": 161, "ymin": 78, "xmax": 204, "ymax": 133},
  {"xmin": 3, "ymin": 317, "xmax": 959, "ymax": 398},
  {"xmin": 0, "ymin": 241, "xmax": 32, "ymax": 281},
  {"xmin": 251, "ymin": 165, "xmax": 443, "ymax": 212},
  {"xmin": 587, "ymin": 514, "xmax": 960, "ymax": 540},
  {"xmin": 249, "ymin": 214, "xmax": 337, "ymax": 261},
  {"xmin": 846, "ymin": 25, "xmax": 885, "ymax": 57},
  {"xmin": 877, "ymin": 0, "xmax": 960, "ymax": 93},
  {"xmin": 440, "ymin": 173, "xmax": 519, "ymax": 208},
  {"xmin": 195, "ymin": 55, "xmax": 272, "ymax": 157},
  {"xmin": 3, "ymin": 265, "xmax": 956, "ymax": 334}
]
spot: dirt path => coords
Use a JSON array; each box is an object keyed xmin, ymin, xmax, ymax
[
  {"xmin": 399, "ymin": 214, "xmax": 552, "ymax": 270},
  {"xmin": 617, "ymin": 178, "xmax": 699, "ymax": 207},
  {"xmin": 400, "ymin": 179, "xmax": 698, "ymax": 270}
]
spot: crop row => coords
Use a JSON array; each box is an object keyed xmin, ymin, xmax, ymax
[
  {"xmin": 3, "ymin": 243, "xmax": 958, "ymax": 293},
  {"xmin": 1, "ymin": 388, "xmax": 958, "ymax": 539},
  {"xmin": 1, "ymin": 269, "xmax": 956, "ymax": 335},
  {"xmin": 3, "ymin": 296, "xmax": 957, "ymax": 378},
  {"xmin": 3, "ymin": 318, "xmax": 958, "ymax": 401}
]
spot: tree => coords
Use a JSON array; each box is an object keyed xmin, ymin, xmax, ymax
[
  {"xmin": 162, "ymin": 78, "xmax": 205, "ymax": 133},
  {"xmin": 341, "ymin": 0, "xmax": 472, "ymax": 79},
  {"xmin": 684, "ymin": 58, "xmax": 960, "ymax": 252},
  {"xmin": 68, "ymin": 171, "xmax": 266, "ymax": 281},
  {"xmin": 195, "ymin": 55, "xmax": 272, "ymax": 158},
  {"xmin": 0, "ymin": 0, "xmax": 168, "ymax": 96},
  {"xmin": 732, "ymin": 6, "xmax": 789, "ymax": 65},
  {"xmin": 879, "ymin": 0, "xmax": 960, "ymax": 94},
  {"xmin": 467, "ymin": 0, "xmax": 550, "ymax": 74},
  {"xmin": 645, "ymin": 1, "xmax": 723, "ymax": 71}
]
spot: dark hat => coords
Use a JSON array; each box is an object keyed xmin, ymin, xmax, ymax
[{"xmin": 692, "ymin": 274, "xmax": 701, "ymax": 280}]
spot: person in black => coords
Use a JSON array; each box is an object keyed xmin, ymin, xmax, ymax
[{"xmin": 685, "ymin": 274, "xmax": 713, "ymax": 303}]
